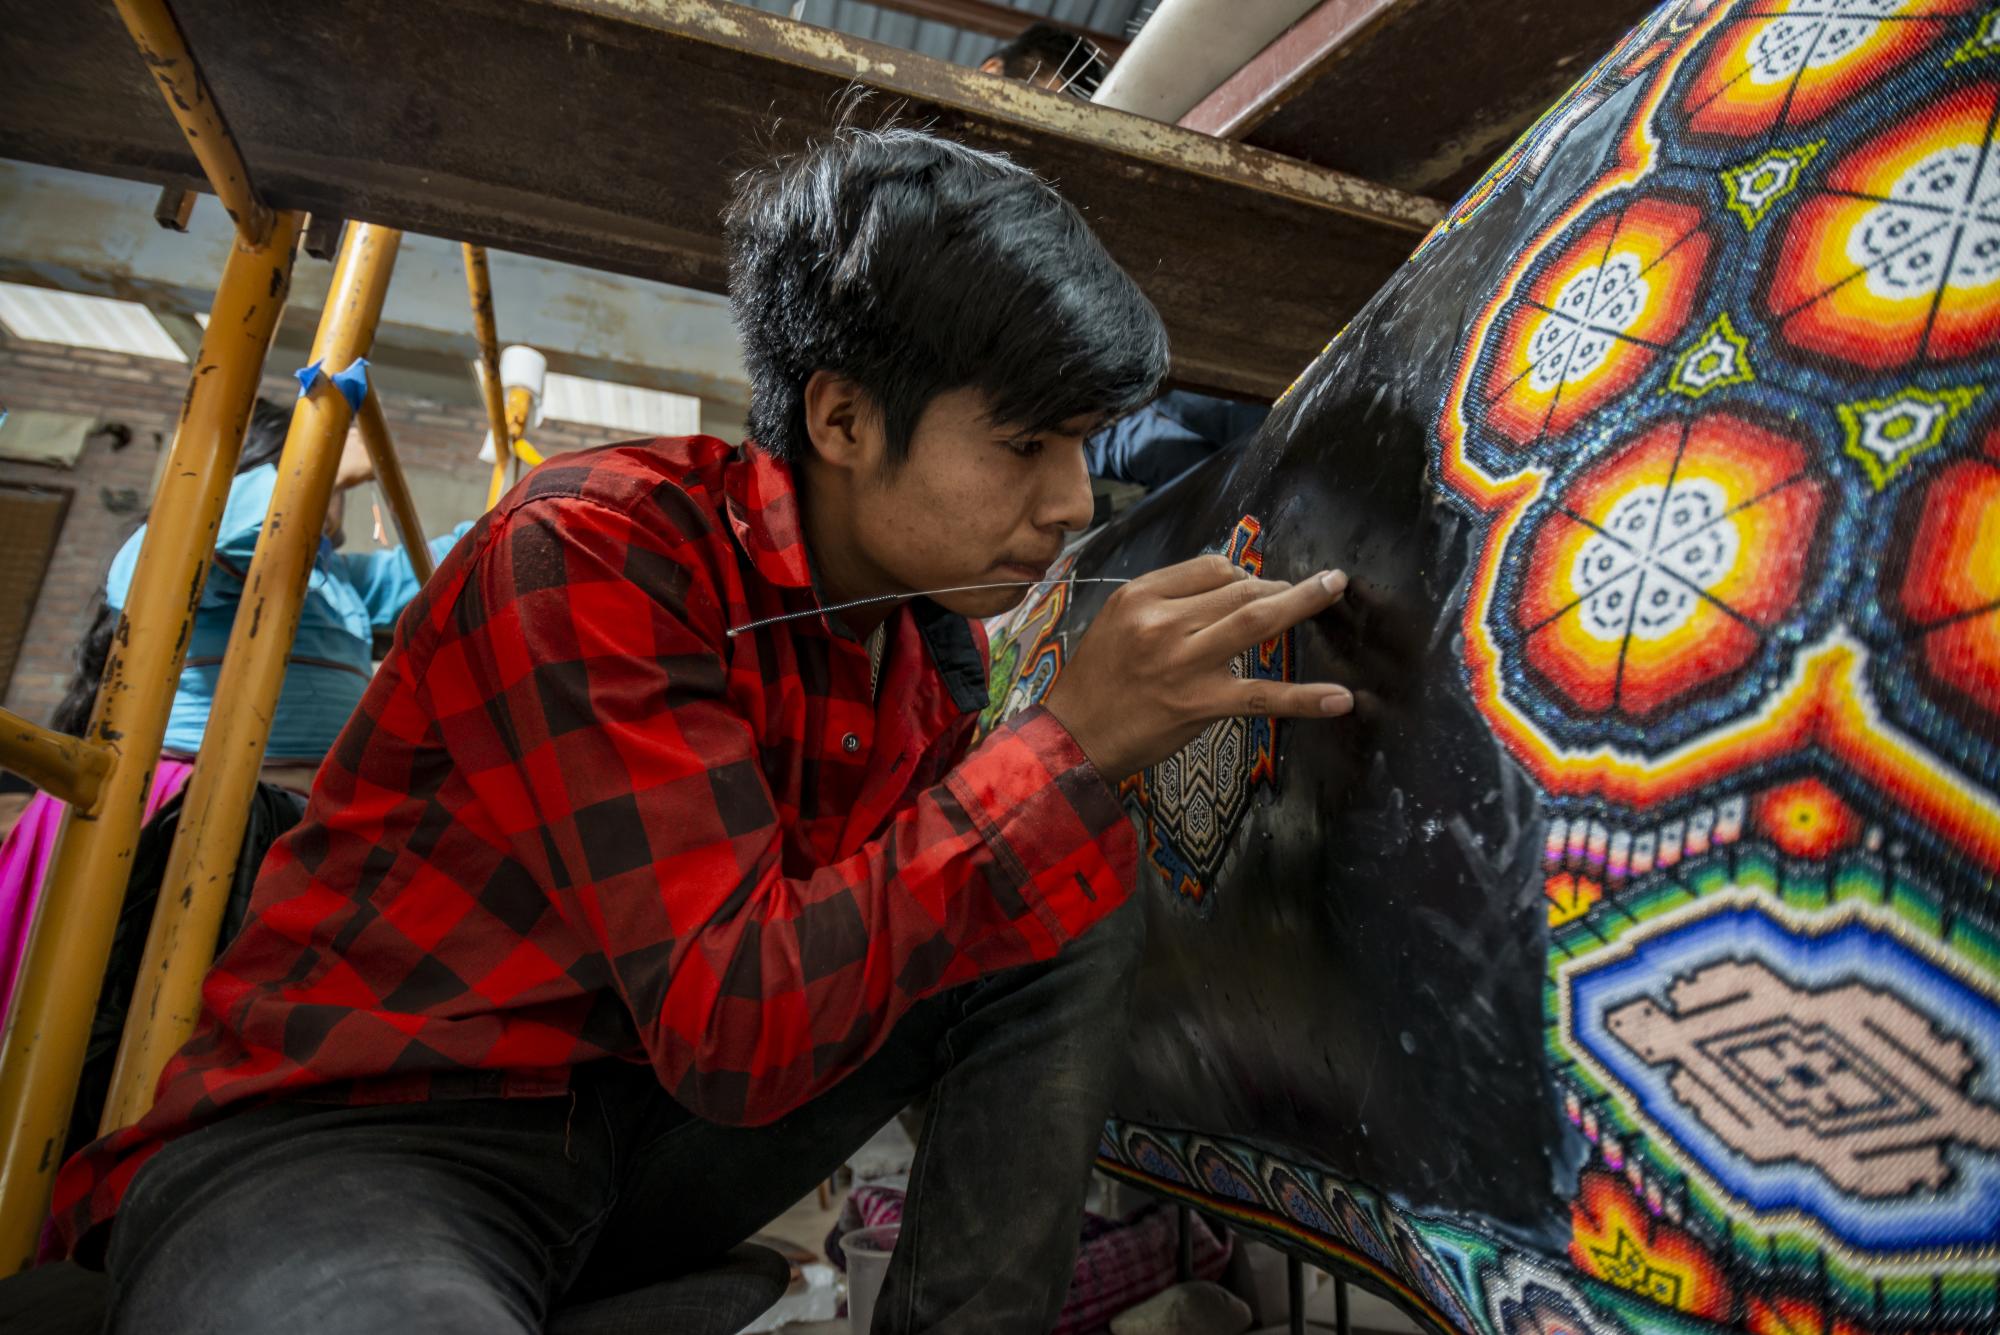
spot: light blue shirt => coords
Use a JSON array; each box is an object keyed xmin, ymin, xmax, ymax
[{"xmin": 105, "ymin": 463, "xmax": 471, "ymax": 762}]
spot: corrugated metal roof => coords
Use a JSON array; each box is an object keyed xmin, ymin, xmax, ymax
[{"xmin": 733, "ymin": 1, "xmax": 1153, "ymax": 71}]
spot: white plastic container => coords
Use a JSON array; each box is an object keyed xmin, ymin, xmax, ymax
[
  {"xmin": 843, "ymin": 1225, "xmax": 900, "ymax": 1335},
  {"xmin": 498, "ymin": 343, "xmax": 547, "ymax": 429}
]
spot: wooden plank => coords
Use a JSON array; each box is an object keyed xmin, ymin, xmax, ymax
[
  {"xmin": 0, "ymin": 0, "xmax": 1439, "ymax": 399},
  {"xmin": 1183, "ymin": 0, "xmax": 1656, "ymax": 200}
]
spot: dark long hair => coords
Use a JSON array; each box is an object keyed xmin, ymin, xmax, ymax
[{"xmin": 48, "ymin": 398, "xmax": 293, "ymax": 738}]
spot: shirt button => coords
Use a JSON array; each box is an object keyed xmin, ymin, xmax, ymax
[{"xmin": 841, "ymin": 733, "xmax": 861, "ymax": 754}]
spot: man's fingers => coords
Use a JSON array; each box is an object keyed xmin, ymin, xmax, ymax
[
  {"xmin": 1178, "ymin": 575, "xmax": 1292, "ymax": 623},
  {"xmin": 1211, "ymin": 679, "xmax": 1354, "ymax": 720},
  {"xmin": 1189, "ymin": 570, "xmax": 1347, "ymax": 660},
  {"xmin": 1136, "ymin": 553, "xmax": 1247, "ymax": 599}
]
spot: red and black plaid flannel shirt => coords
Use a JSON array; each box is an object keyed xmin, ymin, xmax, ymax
[{"xmin": 55, "ymin": 436, "xmax": 1134, "ymax": 1256}]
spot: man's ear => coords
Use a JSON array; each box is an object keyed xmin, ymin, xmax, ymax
[{"xmin": 802, "ymin": 369, "xmax": 871, "ymax": 470}]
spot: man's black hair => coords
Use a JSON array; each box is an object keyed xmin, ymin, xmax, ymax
[
  {"xmin": 724, "ymin": 125, "xmax": 1167, "ymax": 466},
  {"xmin": 987, "ymin": 23, "xmax": 1108, "ymax": 96}
]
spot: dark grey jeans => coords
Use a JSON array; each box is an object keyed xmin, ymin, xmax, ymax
[{"xmin": 102, "ymin": 898, "xmax": 1144, "ymax": 1334}]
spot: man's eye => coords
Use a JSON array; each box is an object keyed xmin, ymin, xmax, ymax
[{"xmin": 1006, "ymin": 438, "xmax": 1045, "ymax": 458}]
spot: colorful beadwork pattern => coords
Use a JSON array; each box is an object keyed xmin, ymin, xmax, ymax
[
  {"xmin": 1119, "ymin": 516, "xmax": 1293, "ymax": 911},
  {"xmin": 975, "ymin": 550, "xmax": 1079, "ymax": 740},
  {"xmin": 1082, "ymin": 3, "xmax": 2000, "ymax": 1333}
]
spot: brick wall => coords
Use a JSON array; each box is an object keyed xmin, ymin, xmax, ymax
[
  {"xmin": 0, "ymin": 338, "xmax": 183, "ymax": 725},
  {"xmin": 0, "ymin": 333, "xmax": 625, "ymax": 727}
]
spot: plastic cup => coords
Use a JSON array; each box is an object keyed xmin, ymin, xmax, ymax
[{"xmin": 842, "ymin": 1225, "xmax": 900, "ymax": 1335}]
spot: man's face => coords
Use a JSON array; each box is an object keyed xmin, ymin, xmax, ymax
[{"xmin": 828, "ymin": 385, "xmax": 1098, "ymax": 621}]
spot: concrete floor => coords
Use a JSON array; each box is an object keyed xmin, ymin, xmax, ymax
[
  {"xmin": 742, "ymin": 1116, "xmax": 919, "ymax": 1333},
  {"xmin": 734, "ymin": 1114, "xmax": 1422, "ymax": 1335}
]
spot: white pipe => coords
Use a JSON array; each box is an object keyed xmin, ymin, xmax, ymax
[{"xmin": 1092, "ymin": 0, "xmax": 1322, "ymax": 123}]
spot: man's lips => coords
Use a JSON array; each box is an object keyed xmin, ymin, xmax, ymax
[{"xmin": 994, "ymin": 559, "xmax": 1054, "ymax": 583}]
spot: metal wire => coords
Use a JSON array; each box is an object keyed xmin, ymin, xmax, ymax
[
  {"xmin": 724, "ymin": 577, "xmax": 1131, "ymax": 636},
  {"xmin": 1054, "ymin": 36, "xmax": 1109, "ymax": 99},
  {"xmin": 1015, "ymin": 32, "xmax": 1109, "ymax": 100}
]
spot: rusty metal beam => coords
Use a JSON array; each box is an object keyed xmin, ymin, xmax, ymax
[
  {"xmin": 109, "ymin": 0, "xmax": 274, "ymax": 242},
  {"xmin": 460, "ymin": 243, "xmax": 517, "ymax": 511},
  {"xmin": 355, "ymin": 389, "xmax": 434, "ymax": 585},
  {"xmin": 862, "ymin": 0, "xmax": 1129, "ymax": 57},
  {"xmin": 1183, "ymin": 0, "xmax": 1655, "ymax": 199},
  {"xmin": 0, "ymin": 212, "xmax": 303, "ymax": 1270},
  {"xmin": 97, "ymin": 223, "xmax": 403, "ymax": 1137},
  {"xmin": 1178, "ymin": 0, "xmax": 1398, "ymax": 141},
  {"xmin": 0, "ymin": 0, "xmax": 1439, "ymax": 399},
  {"xmin": 0, "ymin": 160, "xmax": 753, "ymax": 417},
  {"xmin": 0, "ymin": 711, "xmax": 112, "ymax": 813}
]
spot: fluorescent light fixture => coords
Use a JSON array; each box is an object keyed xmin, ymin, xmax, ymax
[
  {"xmin": 0, "ymin": 281, "xmax": 188, "ymax": 362},
  {"xmin": 542, "ymin": 371, "xmax": 699, "ymax": 437}
]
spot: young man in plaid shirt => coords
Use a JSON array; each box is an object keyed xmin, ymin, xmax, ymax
[{"xmin": 64, "ymin": 128, "xmax": 1355, "ymax": 1332}]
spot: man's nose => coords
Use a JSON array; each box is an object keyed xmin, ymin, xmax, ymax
[{"xmin": 1039, "ymin": 446, "xmax": 1096, "ymax": 535}]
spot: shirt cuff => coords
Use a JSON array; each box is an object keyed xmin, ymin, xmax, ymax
[{"xmin": 944, "ymin": 705, "xmax": 1136, "ymax": 953}]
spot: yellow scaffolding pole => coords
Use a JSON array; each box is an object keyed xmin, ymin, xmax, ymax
[
  {"xmin": 96, "ymin": 224, "xmax": 404, "ymax": 1137},
  {"xmin": 355, "ymin": 389, "xmax": 433, "ymax": 585},
  {"xmin": 0, "ymin": 711, "xmax": 111, "ymax": 814},
  {"xmin": 0, "ymin": 214, "xmax": 303, "ymax": 1267},
  {"xmin": 460, "ymin": 245, "xmax": 515, "ymax": 510},
  {"xmin": 505, "ymin": 384, "xmax": 538, "ymax": 474},
  {"xmin": 109, "ymin": 0, "xmax": 273, "ymax": 244},
  {"xmin": 483, "ymin": 383, "xmax": 512, "ymax": 509}
]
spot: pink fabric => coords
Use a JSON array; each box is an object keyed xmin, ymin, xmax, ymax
[
  {"xmin": 0, "ymin": 759, "xmax": 195, "ymax": 1027},
  {"xmin": 830, "ymin": 1185, "xmax": 1232, "ymax": 1334},
  {"xmin": 1054, "ymin": 1205, "xmax": 1231, "ymax": 1335}
]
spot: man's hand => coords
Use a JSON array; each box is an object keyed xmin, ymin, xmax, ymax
[
  {"xmin": 334, "ymin": 425, "xmax": 377, "ymax": 491},
  {"xmin": 1042, "ymin": 555, "xmax": 1352, "ymax": 781}
]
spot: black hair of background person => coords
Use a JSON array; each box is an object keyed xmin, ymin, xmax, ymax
[
  {"xmin": 985, "ymin": 22, "xmax": 1109, "ymax": 96},
  {"xmin": 724, "ymin": 126, "xmax": 1167, "ymax": 467},
  {"xmin": 48, "ymin": 398, "xmax": 295, "ymax": 738}
]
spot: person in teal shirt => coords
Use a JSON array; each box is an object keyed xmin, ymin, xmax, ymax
[
  {"xmin": 101, "ymin": 398, "xmax": 472, "ymax": 767},
  {"xmin": 3, "ymin": 398, "xmax": 473, "ymax": 1136}
]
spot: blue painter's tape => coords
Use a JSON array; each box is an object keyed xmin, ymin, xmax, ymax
[
  {"xmin": 292, "ymin": 358, "xmax": 370, "ymax": 414},
  {"xmin": 329, "ymin": 358, "xmax": 370, "ymax": 414}
]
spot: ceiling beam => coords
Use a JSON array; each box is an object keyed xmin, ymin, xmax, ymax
[
  {"xmin": 1178, "ymin": 0, "xmax": 1398, "ymax": 140},
  {"xmin": 0, "ymin": 162, "xmax": 752, "ymax": 411},
  {"xmin": 1175, "ymin": 0, "xmax": 1655, "ymax": 199},
  {"xmin": 0, "ymin": 0, "xmax": 1438, "ymax": 399}
]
